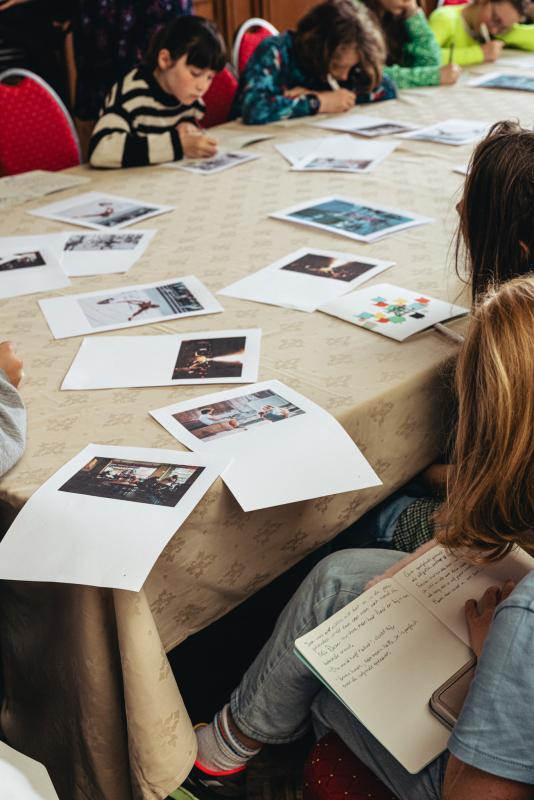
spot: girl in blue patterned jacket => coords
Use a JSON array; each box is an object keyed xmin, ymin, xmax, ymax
[{"xmin": 234, "ymin": 0, "xmax": 397, "ymax": 125}]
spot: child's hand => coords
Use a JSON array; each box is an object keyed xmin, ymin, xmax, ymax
[
  {"xmin": 316, "ymin": 89, "xmax": 356, "ymax": 114},
  {"xmin": 0, "ymin": 341, "xmax": 23, "ymax": 387},
  {"xmin": 179, "ymin": 129, "xmax": 218, "ymax": 159},
  {"xmin": 465, "ymin": 580, "xmax": 515, "ymax": 657},
  {"xmin": 283, "ymin": 86, "xmax": 310, "ymax": 99},
  {"xmin": 482, "ymin": 40, "xmax": 504, "ymax": 62},
  {"xmin": 440, "ymin": 63, "xmax": 462, "ymax": 85}
]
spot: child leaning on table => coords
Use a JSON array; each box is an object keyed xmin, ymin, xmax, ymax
[
  {"xmin": 0, "ymin": 341, "xmax": 25, "ymax": 478},
  {"xmin": 233, "ymin": 0, "xmax": 397, "ymax": 125},
  {"xmin": 89, "ymin": 15, "xmax": 226, "ymax": 169},
  {"xmin": 429, "ymin": 0, "xmax": 534, "ymax": 67}
]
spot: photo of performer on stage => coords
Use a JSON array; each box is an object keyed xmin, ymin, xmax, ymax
[{"xmin": 172, "ymin": 336, "xmax": 246, "ymax": 380}]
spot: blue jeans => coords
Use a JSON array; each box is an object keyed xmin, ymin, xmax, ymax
[{"xmin": 230, "ymin": 549, "xmax": 447, "ymax": 800}]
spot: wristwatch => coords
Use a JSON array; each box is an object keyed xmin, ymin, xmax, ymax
[{"xmin": 305, "ymin": 93, "xmax": 321, "ymax": 114}]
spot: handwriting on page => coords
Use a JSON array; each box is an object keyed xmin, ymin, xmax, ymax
[
  {"xmin": 301, "ymin": 583, "xmax": 418, "ymax": 690},
  {"xmin": 402, "ymin": 548, "xmax": 484, "ymax": 605}
]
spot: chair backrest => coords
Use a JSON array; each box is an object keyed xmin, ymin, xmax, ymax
[
  {"xmin": 0, "ymin": 68, "xmax": 81, "ymax": 177},
  {"xmin": 201, "ymin": 66, "xmax": 239, "ymax": 129},
  {"xmin": 232, "ymin": 17, "xmax": 279, "ymax": 77}
]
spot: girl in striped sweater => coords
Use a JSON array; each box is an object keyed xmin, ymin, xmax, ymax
[{"xmin": 89, "ymin": 16, "xmax": 226, "ymax": 169}]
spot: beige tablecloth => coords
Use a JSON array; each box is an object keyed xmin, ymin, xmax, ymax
[{"xmin": 0, "ymin": 64, "xmax": 531, "ymax": 798}]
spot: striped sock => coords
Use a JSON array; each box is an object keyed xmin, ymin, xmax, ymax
[{"xmin": 195, "ymin": 705, "xmax": 260, "ymax": 774}]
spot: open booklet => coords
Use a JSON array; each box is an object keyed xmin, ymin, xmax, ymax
[{"xmin": 295, "ymin": 544, "xmax": 534, "ymax": 774}]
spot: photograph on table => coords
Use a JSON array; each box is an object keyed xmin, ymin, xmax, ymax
[
  {"xmin": 468, "ymin": 72, "xmax": 534, "ymax": 92},
  {"xmin": 28, "ymin": 191, "xmax": 174, "ymax": 231},
  {"xmin": 292, "ymin": 136, "xmax": 396, "ymax": 174},
  {"xmin": 219, "ymin": 248, "xmax": 394, "ymax": 312},
  {"xmin": 61, "ymin": 329, "xmax": 261, "ymax": 389},
  {"xmin": 320, "ymin": 283, "xmax": 469, "ymax": 341},
  {"xmin": 271, "ymin": 196, "xmax": 433, "ymax": 243},
  {"xmin": 172, "ymin": 387, "xmax": 305, "ymax": 444},
  {"xmin": 397, "ymin": 119, "xmax": 488, "ymax": 146},
  {"xmin": 39, "ymin": 275, "xmax": 223, "ymax": 339},
  {"xmin": 0, "ymin": 443, "xmax": 229, "ymax": 591},
  {"xmin": 0, "ymin": 245, "xmax": 69, "ymax": 299},
  {"xmin": 59, "ymin": 456, "xmax": 205, "ymax": 508},
  {"xmin": 310, "ymin": 113, "xmax": 419, "ymax": 138},
  {"xmin": 167, "ymin": 151, "xmax": 259, "ymax": 175},
  {"xmin": 150, "ymin": 379, "xmax": 382, "ymax": 511},
  {"xmin": 60, "ymin": 229, "xmax": 156, "ymax": 276}
]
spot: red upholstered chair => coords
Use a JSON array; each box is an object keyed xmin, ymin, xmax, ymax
[
  {"xmin": 232, "ymin": 17, "xmax": 279, "ymax": 77},
  {"xmin": 201, "ymin": 67, "xmax": 239, "ymax": 128},
  {"xmin": 303, "ymin": 733, "xmax": 399, "ymax": 800},
  {"xmin": 0, "ymin": 68, "xmax": 81, "ymax": 176}
]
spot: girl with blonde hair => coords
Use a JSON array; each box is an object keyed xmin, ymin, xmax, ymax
[{"xmin": 176, "ymin": 276, "xmax": 534, "ymax": 800}]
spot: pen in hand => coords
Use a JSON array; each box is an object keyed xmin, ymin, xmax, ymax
[
  {"xmin": 480, "ymin": 22, "xmax": 490, "ymax": 42},
  {"xmin": 448, "ymin": 43, "xmax": 455, "ymax": 64},
  {"xmin": 327, "ymin": 73, "xmax": 341, "ymax": 91}
]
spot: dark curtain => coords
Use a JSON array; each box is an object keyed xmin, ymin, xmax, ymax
[{"xmin": 73, "ymin": 0, "xmax": 193, "ymax": 120}]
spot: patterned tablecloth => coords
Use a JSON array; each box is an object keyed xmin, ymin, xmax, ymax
[{"xmin": 0, "ymin": 63, "xmax": 530, "ymax": 799}]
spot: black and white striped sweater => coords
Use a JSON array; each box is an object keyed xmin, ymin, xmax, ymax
[{"xmin": 88, "ymin": 65, "xmax": 205, "ymax": 169}]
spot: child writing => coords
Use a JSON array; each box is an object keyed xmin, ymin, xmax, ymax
[
  {"xmin": 430, "ymin": 0, "xmax": 533, "ymax": 66},
  {"xmin": 234, "ymin": 0, "xmax": 396, "ymax": 126},
  {"xmin": 89, "ymin": 16, "xmax": 226, "ymax": 169},
  {"xmin": 174, "ymin": 276, "xmax": 534, "ymax": 800},
  {"xmin": 361, "ymin": 0, "xmax": 461, "ymax": 87}
]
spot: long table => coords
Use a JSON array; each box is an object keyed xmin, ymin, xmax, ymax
[{"xmin": 0, "ymin": 62, "xmax": 531, "ymax": 799}]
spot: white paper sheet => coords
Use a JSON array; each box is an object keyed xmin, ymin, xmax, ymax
[
  {"xmin": 0, "ymin": 742, "xmax": 59, "ymax": 800},
  {"xmin": 29, "ymin": 191, "xmax": 174, "ymax": 231},
  {"xmin": 270, "ymin": 195, "xmax": 433, "ymax": 243},
  {"xmin": 39, "ymin": 275, "xmax": 223, "ymax": 339},
  {"xmin": 219, "ymin": 247, "xmax": 394, "ymax": 312},
  {"xmin": 0, "ymin": 444, "xmax": 229, "ymax": 590},
  {"xmin": 468, "ymin": 72, "xmax": 534, "ymax": 92},
  {"xmin": 498, "ymin": 55, "xmax": 534, "ymax": 70},
  {"xmin": 62, "ymin": 329, "xmax": 262, "ymax": 389},
  {"xmin": 275, "ymin": 135, "xmax": 348, "ymax": 166},
  {"xmin": 165, "ymin": 151, "xmax": 259, "ymax": 175},
  {"xmin": 150, "ymin": 379, "xmax": 382, "ymax": 511},
  {"xmin": 0, "ymin": 245, "xmax": 69, "ymax": 299},
  {"xmin": 309, "ymin": 113, "xmax": 419, "ymax": 138},
  {"xmin": 0, "ymin": 231, "xmax": 156, "ymax": 277},
  {"xmin": 319, "ymin": 282, "xmax": 468, "ymax": 341},
  {"xmin": 396, "ymin": 118, "xmax": 488, "ymax": 146},
  {"xmin": 453, "ymin": 163, "xmax": 468, "ymax": 176},
  {"xmin": 292, "ymin": 136, "xmax": 397, "ymax": 173}
]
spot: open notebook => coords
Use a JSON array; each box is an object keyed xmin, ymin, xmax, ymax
[{"xmin": 295, "ymin": 544, "xmax": 533, "ymax": 773}]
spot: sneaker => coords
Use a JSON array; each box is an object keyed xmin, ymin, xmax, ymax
[{"xmin": 174, "ymin": 763, "xmax": 247, "ymax": 800}]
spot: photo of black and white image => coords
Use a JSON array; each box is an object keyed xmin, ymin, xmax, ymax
[
  {"xmin": 64, "ymin": 233, "xmax": 144, "ymax": 252},
  {"xmin": 409, "ymin": 128, "xmax": 475, "ymax": 145},
  {"xmin": 280, "ymin": 252, "xmax": 378, "ymax": 282},
  {"xmin": 0, "ymin": 250, "xmax": 46, "ymax": 271},
  {"xmin": 174, "ymin": 389, "xmax": 305, "ymax": 442},
  {"xmin": 357, "ymin": 122, "xmax": 412, "ymax": 137},
  {"xmin": 179, "ymin": 151, "xmax": 256, "ymax": 174},
  {"xmin": 300, "ymin": 157, "xmax": 372, "ymax": 172},
  {"xmin": 78, "ymin": 281, "xmax": 203, "ymax": 328},
  {"xmin": 65, "ymin": 197, "xmax": 158, "ymax": 228},
  {"xmin": 287, "ymin": 199, "xmax": 411, "ymax": 238},
  {"xmin": 59, "ymin": 456, "xmax": 205, "ymax": 507},
  {"xmin": 172, "ymin": 336, "xmax": 246, "ymax": 379}
]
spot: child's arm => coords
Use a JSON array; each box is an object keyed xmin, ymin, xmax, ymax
[
  {"xmin": 0, "ymin": 343, "xmax": 26, "ymax": 477},
  {"xmin": 383, "ymin": 10, "xmax": 441, "ymax": 88},
  {"xmin": 237, "ymin": 39, "xmax": 318, "ymax": 125},
  {"xmin": 429, "ymin": 8, "xmax": 484, "ymax": 66},
  {"xmin": 89, "ymin": 108, "xmax": 183, "ymax": 168},
  {"xmin": 499, "ymin": 23, "xmax": 534, "ymax": 51}
]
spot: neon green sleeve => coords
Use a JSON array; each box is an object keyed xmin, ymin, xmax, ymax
[
  {"xmin": 429, "ymin": 7, "xmax": 484, "ymax": 65},
  {"xmin": 500, "ymin": 24, "xmax": 534, "ymax": 51}
]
